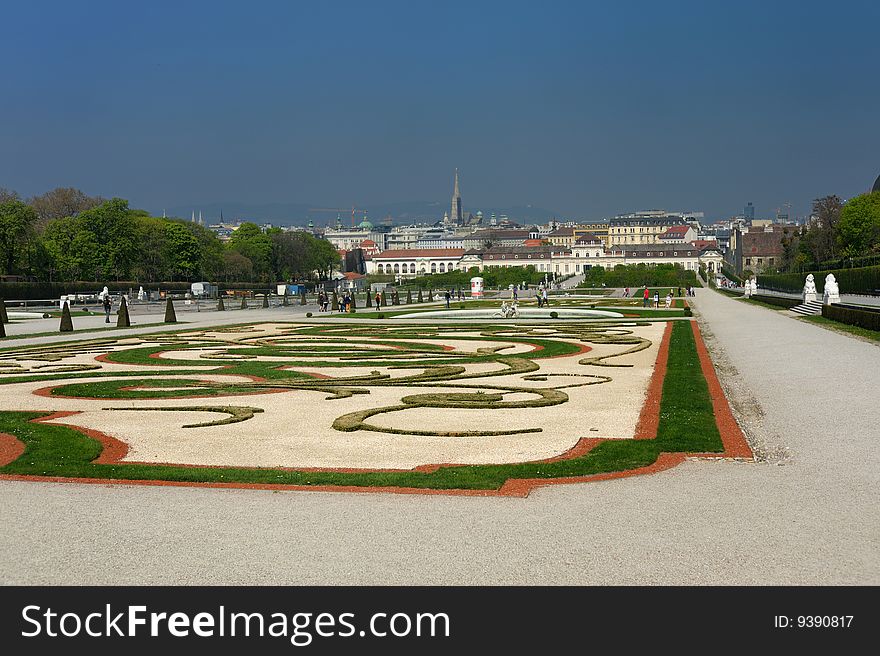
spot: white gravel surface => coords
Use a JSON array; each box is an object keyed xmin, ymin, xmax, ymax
[{"xmin": 1, "ymin": 289, "xmax": 878, "ymax": 584}]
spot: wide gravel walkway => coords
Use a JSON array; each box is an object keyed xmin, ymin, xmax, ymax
[{"xmin": 1, "ymin": 289, "xmax": 877, "ymax": 584}]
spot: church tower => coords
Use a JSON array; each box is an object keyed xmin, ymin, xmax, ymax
[{"xmin": 450, "ymin": 168, "xmax": 463, "ymax": 224}]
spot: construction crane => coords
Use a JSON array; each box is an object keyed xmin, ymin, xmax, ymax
[{"xmin": 308, "ymin": 206, "xmax": 369, "ymax": 228}]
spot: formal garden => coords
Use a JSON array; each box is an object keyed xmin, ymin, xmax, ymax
[{"xmin": 0, "ymin": 305, "xmax": 750, "ymax": 495}]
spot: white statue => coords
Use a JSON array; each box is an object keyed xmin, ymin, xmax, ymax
[
  {"xmin": 137, "ymin": 286, "xmax": 146, "ymax": 302},
  {"xmin": 743, "ymin": 277, "xmax": 754, "ymax": 297},
  {"xmin": 803, "ymin": 274, "xmax": 817, "ymax": 302},
  {"xmin": 823, "ymin": 273, "xmax": 840, "ymax": 305}
]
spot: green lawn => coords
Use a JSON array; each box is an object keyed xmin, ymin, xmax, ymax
[
  {"xmin": 0, "ymin": 320, "xmax": 722, "ymax": 490},
  {"xmin": 799, "ymin": 315, "xmax": 880, "ymax": 343}
]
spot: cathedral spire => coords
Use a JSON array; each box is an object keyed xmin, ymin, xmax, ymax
[{"xmin": 450, "ymin": 168, "xmax": 463, "ymax": 224}]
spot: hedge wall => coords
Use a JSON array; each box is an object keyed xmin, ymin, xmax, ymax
[
  {"xmin": 822, "ymin": 304, "xmax": 880, "ymax": 331},
  {"xmin": 579, "ymin": 264, "xmax": 700, "ymax": 289},
  {"xmin": 750, "ymin": 294, "xmax": 801, "ymax": 309},
  {"xmin": 0, "ymin": 281, "xmax": 275, "ymax": 301},
  {"xmin": 758, "ymin": 265, "xmax": 880, "ymax": 295}
]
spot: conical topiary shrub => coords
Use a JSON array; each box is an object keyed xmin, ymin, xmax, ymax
[
  {"xmin": 0, "ymin": 298, "xmax": 8, "ymax": 324},
  {"xmin": 331, "ymin": 293, "xmax": 339, "ymax": 311},
  {"xmin": 60, "ymin": 301, "xmax": 74, "ymax": 332},
  {"xmin": 0, "ymin": 315, "xmax": 4, "ymax": 338},
  {"xmin": 428, "ymin": 288, "xmax": 433, "ymax": 302},
  {"xmin": 380, "ymin": 291, "xmax": 387, "ymax": 306},
  {"xmin": 406, "ymin": 290, "xmax": 412, "ymax": 304},
  {"xmin": 350, "ymin": 293, "xmax": 357, "ymax": 311},
  {"xmin": 164, "ymin": 297, "xmax": 177, "ymax": 323},
  {"xmin": 117, "ymin": 296, "xmax": 131, "ymax": 328},
  {"xmin": 300, "ymin": 291, "xmax": 307, "ymax": 306},
  {"xmin": 262, "ymin": 293, "xmax": 269, "ymax": 308},
  {"xmin": 417, "ymin": 289, "xmax": 423, "ymax": 303},
  {"xmin": 217, "ymin": 297, "xmax": 225, "ymax": 311},
  {"xmin": 240, "ymin": 295, "xmax": 248, "ymax": 310},
  {"xmin": 364, "ymin": 291, "xmax": 370, "ymax": 307},
  {"xmin": 282, "ymin": 292, "xmax": 289, "ymax": 307}
]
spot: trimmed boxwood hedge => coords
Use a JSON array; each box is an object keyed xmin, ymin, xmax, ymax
[
  {"xmin": 822, "ymin": 304, "xmax": 880, "ymax": 331},
  {"xmin": 750, "ymin": 294, "xmax": 800, "ymax": 309},
  {"xmin": 758, "ymin": 265, "xmax": 880, "ymax": 295},
  {"xmin": 0, "ymin": 281, "xmax": 277, "ymax": 301}
]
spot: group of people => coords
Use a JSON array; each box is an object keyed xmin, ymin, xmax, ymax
[
  {"xmin": 316, "ymin": 291, "xmax": 332, "ymax": 312},
  {"xmin": 640, "ymin": 288, "xmax": 675, "ymax": 309},
  {"xmin": 535, "ymin": 287, "xmax": 550, "ymax": 307}
]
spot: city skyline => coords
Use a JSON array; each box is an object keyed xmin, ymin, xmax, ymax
[{"xmin": 2, "ymin": 1, "xmax": 878, "ymax": 222}]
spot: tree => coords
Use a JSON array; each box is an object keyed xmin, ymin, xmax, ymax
[
  {"xmin": 29, "ymin": 187, "xmax": 103, "ymax": 230},
  {"xmin": 163, "ymin": 221, "xmax": 202, "ymax": 280},
  {"xmin": 837, "ymin": 192, "xmax": 880, "ymax": 257},
  {"xmin": 228, "ymin": 222, "xmax": 272, "ymax": 280},
  {"xmin": 799, "ymin": 195, "xmax": 842, "ymax": 265},
  {"xmin": 0, "ymin": 198, "xmax": 38, "ymax": 275},
  {"xmin": 221, "ymin": 250, "xmax": 254, "ymax": 282}
]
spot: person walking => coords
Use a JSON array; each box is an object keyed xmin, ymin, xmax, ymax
[
  {"xmin": 624, "ymin": 287, "xmax": 629, "ymax": 298},
  {"xmin": 542, "ymin": 288, "xmax": 548, "ymax": 306},
  {"xmin": 99, "ymin": 286, "xmax": 112, "ymax": 323},
  {"xmin": 665, "ymin": 293, "xmax": 672, "ymax": 308},
  {"xmin": 643, "ymin": 288, "xmax": 650, "ymax": 308},
  {"xmin": 445, "ymin": 290, "xmax": 451, "ymax": 309},
  {"xmin": 654, "ymin": 291, "xmax": 660, "ymax": 308},
  {"xmin": 375, "ymin": 291, "xmax": 381, "ymax": 311}
]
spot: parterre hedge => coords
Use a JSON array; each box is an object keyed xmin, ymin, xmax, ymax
[
  {"xmin": 758, "ymin": 265, "xmax": 880, "ymax": 295},
  {"xmin": 821, "ymin": 304, "xmax": 880, "ymax": 331},
  {"xmin": 750, "ymin": 294, "xmax": 800, "ymax": 309}
]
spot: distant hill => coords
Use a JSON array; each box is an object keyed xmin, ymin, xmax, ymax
[{"xmin": 161, "ymin": 200, "xmax": 565, "ymax": 227}]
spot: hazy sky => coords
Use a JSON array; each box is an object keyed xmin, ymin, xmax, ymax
[{"xmin": 2, "ymin": 0, "xmax": 878, "ymax": 221}]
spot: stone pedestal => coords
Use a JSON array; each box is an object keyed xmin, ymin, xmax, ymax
[
  {"xmin": 823, "ymin": 291, "xmax": 840, "ymax": 305},
  {"xmin": 803, "ymin": 292, "xmax": 816, "ymax": 303}
]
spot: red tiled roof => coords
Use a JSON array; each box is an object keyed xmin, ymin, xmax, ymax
[
  {"xmin": 658, "ymin": 226, "xmax": 691, "ymax": 238},
  {"xmin": 742, "ymin": 231, "xmax": 785, "ymax": 256},
  {"xmin": 373, "ymin": 248, "xmax": 466, "ymax": 260},
  {"xmin": 343, "ymin": 272, "xmax": 366, "ymax": 279}
]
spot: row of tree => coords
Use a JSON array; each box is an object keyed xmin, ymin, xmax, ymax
[
  {"xmin": 0, "ymin": 187, "xmax": 340, "ymax": 283},
  {"xmin": 782, "ymin": 192, "xmax": 880, "ymax": 272}
]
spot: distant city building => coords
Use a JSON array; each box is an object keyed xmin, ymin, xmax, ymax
[
  {"xmin": 873, "ymin": 173, "xmax": 880, "ymax": 193},
  {"xmin": 608, "ymin": 212, "xmax": 689, "ymax": 246},
  {"xmin": 729, "ymin": 224, "xmax": 799, "ymax": 275},
  {"xmin": 744, "ymin": 202, "xmax": 755, "ymax": 220},
  {"xmin": 370, "ymin": 248, "xmax": 466, "ymax": 278}
]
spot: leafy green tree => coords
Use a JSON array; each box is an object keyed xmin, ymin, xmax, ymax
[
  {"xmin": 837, "ymin": 192, "xmax": 880, "ymax": 257},
  {"xmin": 163, "ymin": 221, "xmax": 202, "ymax": 280},
  {"xmin": 76, "ymin": 198, "xmax": 138, "ymax": 280},
  {"xmin": 0, "ymin": 198, "xmax": 38, "ymax": 275},
  {"xmin": 228, "ymin": 222, "xmax": 273, "ymax": 280},
  {"xmin": 132, "ymin": 215, "xmax": 169, "ymax": 281}
]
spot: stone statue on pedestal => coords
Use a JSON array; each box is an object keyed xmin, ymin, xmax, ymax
[
  {"xmin": 823, "ymin": 274, "xmax": 840, "ymax": 305},
  {"xmin": 803, "ymin": 274, "xmax": 817, "ymax": 302}
]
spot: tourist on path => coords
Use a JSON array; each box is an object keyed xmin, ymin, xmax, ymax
[
  {"xmin": 375, "ymin": 292, "xmax": 381, "ymax": 311},
  {"xmin": 654, "ymin": 291, "xmax": 660, "ymax": 308},
  {"xmin": 643, "ymin": 288, "xmax": 650, "ymax": 307},
  {"xmin": 665, "ymin": 293, "xmax": 672, "ymax": 309},
  {"xmin": 445, "ymin": 290, "xmax": 451, "ymax": 309},
  {"xmin": 99, "ymin": 286, "xmax": 112, "ymax": 323}
]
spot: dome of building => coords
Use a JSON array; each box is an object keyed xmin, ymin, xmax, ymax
[{"xmin": 358, "ymin": 218, "xmax": 373, "ymax": 230}]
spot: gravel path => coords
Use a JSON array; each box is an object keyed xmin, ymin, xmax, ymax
[{"xmin": 1, "ymin": 288, "xmax": 878, "ymax": 584}]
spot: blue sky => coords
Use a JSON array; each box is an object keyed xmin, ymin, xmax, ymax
[{"xmin": 1, "ymin": 0, "xmax": 878, "ymax": 221}]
